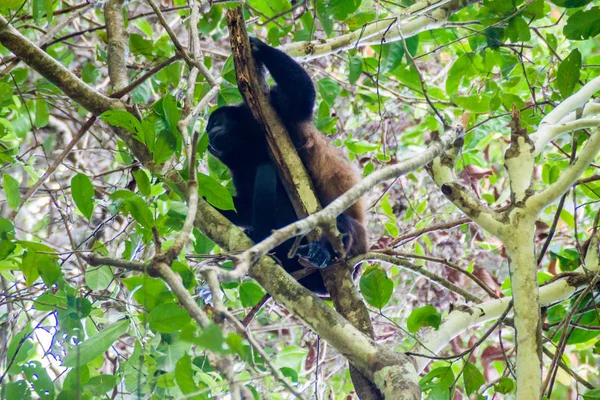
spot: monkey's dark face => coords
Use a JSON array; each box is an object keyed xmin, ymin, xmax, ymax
[
  {"xmin": 207, "ymin": 107, "xmax": 237, "ymax": 156},
  {"xmin": 207, "ymin": 105, "xmax": 267, "ymax": 166}
]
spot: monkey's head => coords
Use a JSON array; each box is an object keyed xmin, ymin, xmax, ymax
[{"xmin": 206, "ymin": 105, "xmax": 267, "ymax": 167}]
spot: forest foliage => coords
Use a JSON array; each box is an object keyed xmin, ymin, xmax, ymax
[{"xmin": 1, "ymin": 0, "xmax": 600, "ymax": 398}]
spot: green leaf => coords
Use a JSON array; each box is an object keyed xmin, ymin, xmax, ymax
[
  {"xmin": 280, "ymin": 367, "xmax": 298, "ymax": 383},
  {"xmin": 37, "ymin": 254, "xmax": 60, "ymax": 285},
  {"xmin": 198, "ymin": 6, "xmax": 222, "ymax": 35},
  {"xmin": 359, "ymin": 265, "xmax": 393, "ymax": 309},
  {"xmin": 22, "ymin": 360, "xmax": 54, "ymax": 400},
  {"xmin": 557, "ymin": 49, "xmax": 581, "ymax": 98},
  {"xmin": 71, "ymin": 173, "xmax": 95, "ymax": 220},
  {"xmin": 380, "ymin": 42, "xmax": 405, "ymax": 73},
  {"xmin": 239, "ymin": 281, "xmax": 266, "ymax": 307},
  {"xmin": 32, "ymin": 0, "xmax": 43, "ymax": 20},
  {"xmin": 153, "ymin": 129, "xmax": 177, "ymax": 163},
  {"xmin": 148, "ymin": 303, "xmax": 191, "ymax": 333},
  {"xmin": 317, "ymin": 78, "xmax": 341, "ymax": 106},
  {"xmin": 345, "ymin": 11, "xmax": 376, "ymax": 29},
  {"xmin": 21, "ymin": 250, "xmax": 40, "ymax": 285},
  {"xmin": 0, "ymin": 82, "xmax": 14, "ymax": 109},
  {"xmin": 35, "ymin": 100, "xmax": 49, "ymax": 128},
  {"xmin": 156, "ymin": 372, "xmax": 175, "ymax": 388},
  {"xmin": 3, "ymin": 174, "xmax": 21, "ymax": 209},
  {"xmin": 0, "ymin": 381, "xmax": 31, "ymax": 399},
  {"xmin": 542, "ymin": 164, "xmax": 561, "ymax": 185},
  {"xmin": 328, "ymin": 0, "xmax": 361, "ymax": 20},
  {"xmin": 344, "ymin": 139, "xmax": 380, "ymax": 154},
  {"xmin": 193, "ymin": 229, "xmax": 215, "ymax": 254},
  {"xmin": 99, "ymin": 110, "xmax": 144, "ymax": 143},
  {"xmin": 494, "ymin": 377, "xmax": 515, "ymax": 394},
  {"xmin": 85, "ymin": 266, "xmax": 114, "ymax": 290},
  {"xmin": 419, "ymin": 366, "xmax": 454, "ymax": 391},
  {"xmin": 109, "ymin": 189, "xmax": 136, "ymax": 200},
  {"xmin": 453, "ymin": 94, "xmax": 492, "ymax": 113},
  {"xmin": 407, "ymin": 305, "xmax": 441, "ymax": 333},
  {"xmin": 507, "ymin": 15, "xmax": 531, "ymax": 42},
  {"xmin": 133, "ymin": 169, "xmax": 151, "ymax": 197},
  {"xmin": 348, "ymin": 55, "xmax": 362, "ymax": 84},
  {"xmin": 130, "ymin": 33, "xmax": 153, "ymax": 57},
  {"xmin": 85, "ymin": 375, "xmax": 118, "ymax": 396},
  {"xmin": 136, "ymin": 19, "xmax": 154, "ymax": 39},
  {"xmin": 197, "ymin": 173, "xmax": 235, "ymax": 211},
  {"xmin": 275, "ymin": 346, "xmax": 308, "ymax": 370},
  {"xmin": 176, "ymin": 353, "xmax": 204, "ymax": 399},
  {"xmin": 564, "ymin": 7, "xmax": 600, "ymax": 40},
  {"xmin": 316, "ymin": 0, "xmax": 333, "ymax": 36},
  {"xmin": 6, "ymin": 325, "xmax": 34, "ymax": 375},
  {"xmin": 43, "ymin": 0, "xmax": 53, "ymax": 22},
  {"xmin": 551, "ymin": 0, "xmax": 594, "ymax": 7},
  {"xmin": 463, "ymin": 363, "xmax": 485, "ymax": 395},
  {"xmin": 18, "ymin": 240, "xmax": 57, "ymax": 256},
  {"xmin": 162, "ymin": 95, "xmax": 182, "ymax": 137},
  {"xmin": 583, "ymin": 388, "xmax": 600, "ymax": 400},
  {"xmin": 123, "ymin": 276, "xmax": 173, "ymax": 310},
  {"xmin": 0, "ymin": 0, "xmax": 26, "ymax": 9},
  {"xmin": 123, "ymin": 194, "xmax": 154, "ymax": 229},
  {"xmin": 195, "ymin": 323, "xmax": 225, "ymax": 353},
  {"xmin": 62, "ymin": 319, "xmax": 129, "ymax": 367},
  {"xmin": 226, "ymin": 332, "xmax": 250, "ymax": 361},
  {"xmin": 580, "ymin": 181, "xmax": 600, "ymax": 200},
  {"xmin": 404, "ymin": 36, "xmax": 419, "ymax": 59},
  {"xmin": 248, "ymin": 0, "xmax": 289, "ymax": 16},
  {"xmin": 446, "ymin": 53, "xmax": 479, "ymax": 95},
  {"xmin": 66, "ymin": 295, "xmax": 92, "ymax": 319},
  {"xmin": 384, "ymin": 222, "xmax": 399, "ymax": 237},
  {"xmin": 81, "ymin": 63, "xmax": 101, "ymax": 84},
  {"xmin": 172, "ymin": 260, "xmax": 196, "ymax": 289},
  {"xmin": 33, "ymin": 292, "xmax": 67, "ymax": 311}
]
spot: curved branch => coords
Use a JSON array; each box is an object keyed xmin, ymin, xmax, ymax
[
  {"xmin": 529, "ymin": 129, "xmax": 600, "ymax": 213},
  {"xmin": 412, "ymin": 270, "xmax": 591, "ymax": 372}
]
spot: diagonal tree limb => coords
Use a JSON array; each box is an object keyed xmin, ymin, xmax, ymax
[
  {"xmin": 226, "ymin": 8, "xmax": 381, "ymax": 399},
  {"xmin": 0, "ymin": 14, "xmax": 117, "ymax": 116}
]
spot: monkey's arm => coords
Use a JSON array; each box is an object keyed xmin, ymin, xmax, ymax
[{"xmin": 249, "ymin": 37, "xmax": 316, "ymax": 124}]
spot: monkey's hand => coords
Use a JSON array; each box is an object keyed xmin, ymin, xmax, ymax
[
  {"xmin": 297, "ymin": 242, "xmax": 332, "ymax": 269},
  {"xmin": 248, "ymin": 36, "xmax": 271, "ymax": 68},
  {"xmin": 249, "ymin": 37, "xmax": 267, "ymax": 55}
]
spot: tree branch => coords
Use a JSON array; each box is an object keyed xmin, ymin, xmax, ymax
[
  {"xmin": 281, "ymin": 0, "xmax": 478, "ymax": 61},
  {"xmin": 0, "ymin": 14, "xmax": 118, "ymax": 116}
]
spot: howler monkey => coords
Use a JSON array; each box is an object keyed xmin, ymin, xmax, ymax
[{"xmin": 207, "ymin": 38, "xmax": 367, "ymax": 294}]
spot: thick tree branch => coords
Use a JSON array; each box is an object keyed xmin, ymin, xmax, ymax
[
  {"xmin": 191, "ymin": 188, "xmax": 419, "ymax": 398},
  {"xmin": 0, "ymin": 14, "xmax": 118, "ymax": 116},
  {"xmin": 529, "ymin": 129, "xmax": 600, "ymax": 213},
  {"xmin": 412, "ymin": 270, "xmax": 592, "ymax": 372},
  {"xmin": 532, "ymin": 77, "xmax": 600, "ymax": 155},
  {"xmin": 428, "ymin": 138, "xmax": 505, "ymax": 236},
  {"xmin": 104, "ymin": 0, "xmax": 129, "ymax": 91},
  {"xmin": 0, "ymin": 14, "xmax": 155, "ymax": 168}
]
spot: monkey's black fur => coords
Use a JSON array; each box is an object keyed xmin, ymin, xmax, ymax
[{"xmin": 207, "ymin": 38, "xmax": 367, "ymax": 294}]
